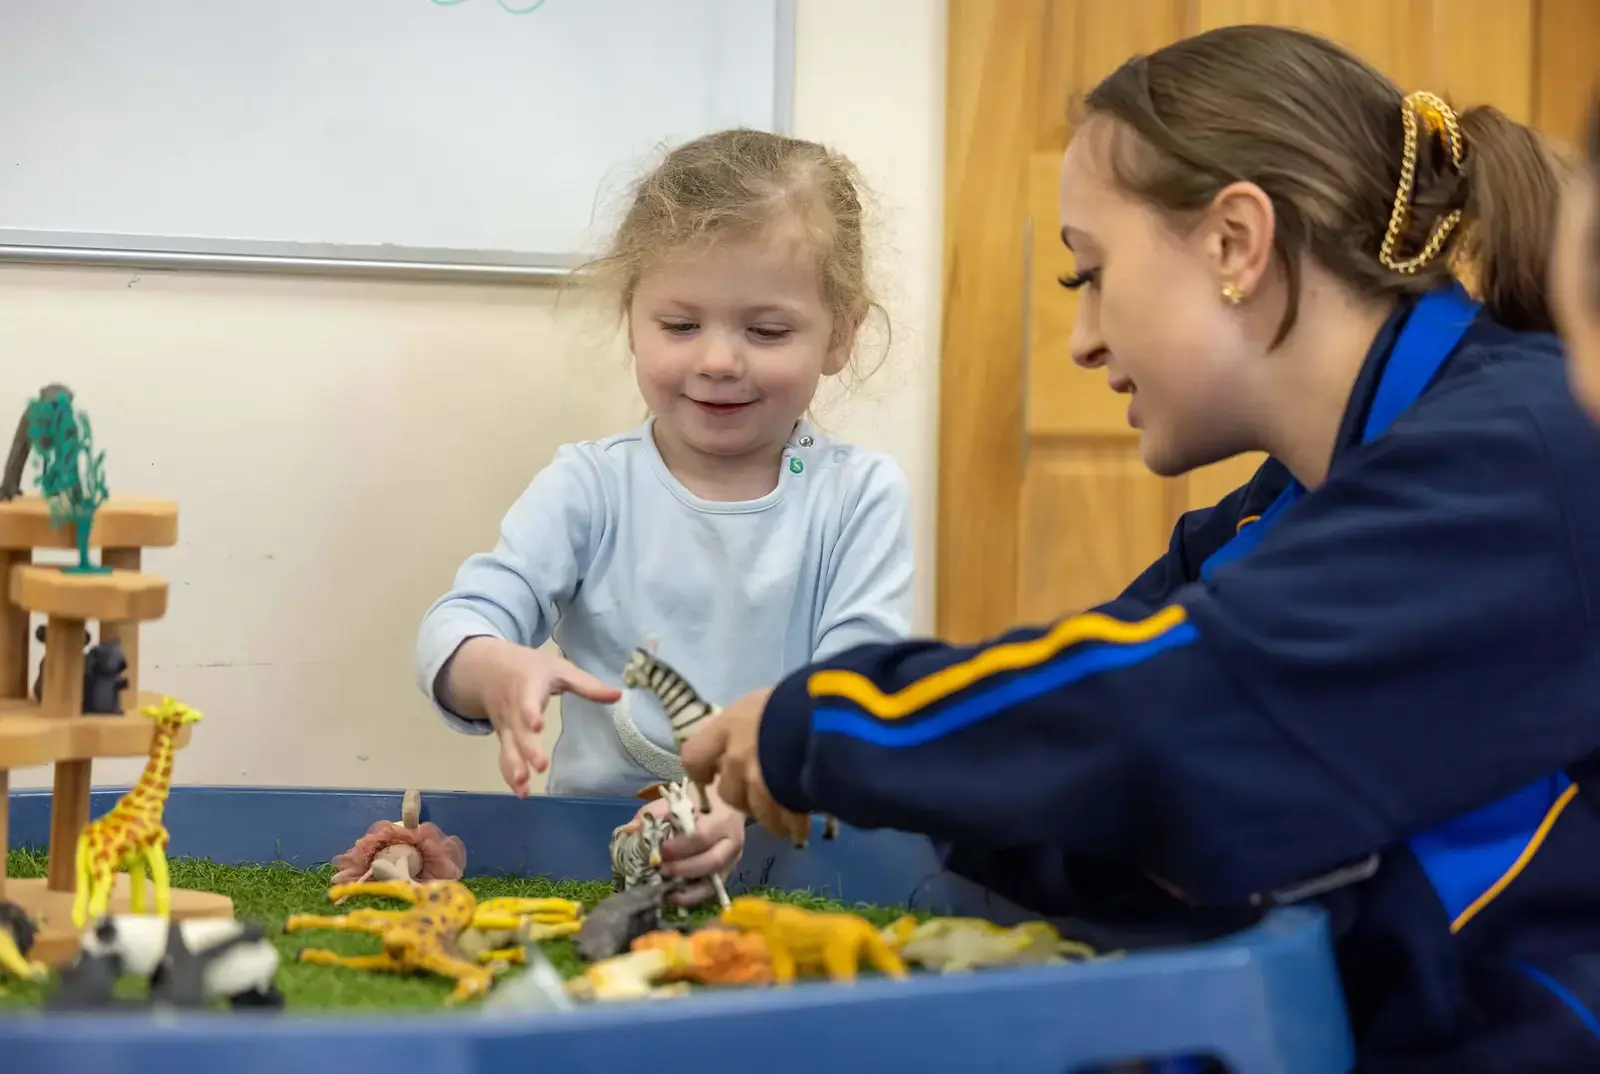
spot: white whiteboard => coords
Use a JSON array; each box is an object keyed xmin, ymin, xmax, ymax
[{"xmin": 0, "ymin": 0, "xmax": 793, "ymax": 279}]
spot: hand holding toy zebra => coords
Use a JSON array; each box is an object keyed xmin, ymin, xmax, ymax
[
  {"xmin": 678, "ymin": 686, "xmax": 814, "ymax": 847},
  {"xmin": 620, "ymin": 642, "xmax": 837, "ymax": 849}
]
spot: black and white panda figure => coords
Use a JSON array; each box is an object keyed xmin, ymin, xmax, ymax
[{"xmin": 78, "ymin": 915, "xmax": 284, "ymax": 1010}]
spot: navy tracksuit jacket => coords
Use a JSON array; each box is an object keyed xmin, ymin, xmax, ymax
[{"xmin": 758, "ymin": 285, "xmax": 1600, "ymax": 1073}]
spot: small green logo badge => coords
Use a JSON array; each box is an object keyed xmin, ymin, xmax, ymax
[{"xmin": 789, "ymin": 457, "xmax": 804, "ymax": 474}]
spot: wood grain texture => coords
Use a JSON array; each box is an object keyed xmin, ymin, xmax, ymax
[
  {"xmin": 937, "ymin": 0, "xmax": 1598, "ymax": 641},
  {"xmin": 937, "ymin": 0, "xmax": 1045, "ymax": 642}
]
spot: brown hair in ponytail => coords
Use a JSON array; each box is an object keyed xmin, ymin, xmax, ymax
[
  {"xmin": 1081, "ymin": 24, "xmax": 1569, "ymax": 339},
  {"xmin": 1453, "ymin": 106, "xmax": 1567, "ymax": 332}
]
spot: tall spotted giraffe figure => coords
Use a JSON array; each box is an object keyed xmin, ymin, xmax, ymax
[{"xmin": 72, "ymin": 697, "xmax": 204, "ymax": 928}]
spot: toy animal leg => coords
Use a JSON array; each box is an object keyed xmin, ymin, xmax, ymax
[
  {"xmin": 521, "ymin": 920, "xmax": 583, "ymax": 942},
  {"xmin": 327, "ymin": 879, "xmax": 422, "ymax": 906},
  {"xmin": 822, "ymin": 814, "xmax": 840, "ymax": 840},
  {"xmin": 766, "ymin": 943, "xmax": 797, "ymax": 986},
  {"xmin": 72, "ymin": 833, "xmax": 94, "ymax": 929},
  {"xmin": 862, "ymin": 933, "xmax": 909, "ymax": 979},
  {"xmin": 710, "ymin": 873, "xmax": 731, "ymax": 909},
  {"xmin": 283, "ymin": 909, "xmax": 398, "ymax": 935},
  {"xmin": 230, "ymin": 986, "xmax": 285, "ymax": 1010},
  {"xmin": 474, "ymin": 897, "xmax": 583, "ymax": 924},
  {"xmin": 85, "ymin": 868, "xmax": 117, "ymax": 925},
  {"xmin": 127, "ymin": 859, "xmax": 147, "ymax": 914},
  {"xmin": 476, "ymin": 946, "xmax": 525, "ymax": 965},
  {"xmin": 298, "ymin": 949, "xmax": 400, "ymax": 974},
  {"xmin": 411, "ymin": 949, "xmax": 495, "ymax": 1003},
  {"xmin": 0, "ymin": 931, "xmax": 45, "ymax": 982},
  {"xmin": 821, "ymin": 938, "xmax": 863, "ymax": 982},
  {"xmin": 146, "ymin": 843, "xmax": 172, "ymax": 918}
]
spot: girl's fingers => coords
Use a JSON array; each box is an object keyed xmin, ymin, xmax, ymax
[
  {"xmin": 497, "ymin": 728, "xmax": 529, "ymax": 797},
  {"xmin": 662, "ymin": 838, "xmax": 737, "ymax": 880},
  {"xmin": 518, "ymin": 681, "xmax": 549, "ymax": 735},
  {"xmin": 668, "ymin": 880, "xmax": 717, "ymax": 908},
  {"xmin": 553, "ymin": 662, "xmax": 623, "ymax": 704},
  {"xmin": 660, "ymin": 831, "xmax": 712, "ymax": 859}
]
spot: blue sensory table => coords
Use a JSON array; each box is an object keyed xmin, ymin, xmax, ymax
[{"xmin": 2, "ymin": 786, "xmax": 1355, "ymax": 1073}]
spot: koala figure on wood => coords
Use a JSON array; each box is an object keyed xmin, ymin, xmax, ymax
[
  {"xmin": 32, "ymin": 625, "xmax": 127, "ymax": 714},
  {"xmin": 83, "ymin": 638, "xmax": 130, "ymax": 714},
  {"xmin": 32, "ymin": 622, "xmax": 92, "ymax": 703}
]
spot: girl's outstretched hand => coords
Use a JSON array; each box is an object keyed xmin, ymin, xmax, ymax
[
  {"xmin": 681, "ymin": 687, "xmax": 809, "ymax": 846},
  {"xmin": 448, "ymin": 637, "xmax": 622, "ymax": 797}
]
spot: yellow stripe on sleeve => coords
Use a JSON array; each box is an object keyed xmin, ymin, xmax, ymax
[
  {"xmin": 1450, "ymin": 782, "xmax": 1580, "ymax": 933},
  {"xmin": 805, "ymin": 605, "xmax": 1190, "ymax": 721}
]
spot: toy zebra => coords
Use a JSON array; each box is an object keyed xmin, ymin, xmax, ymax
[
  {"xmin": 608, "ymin": 812, "xmax": 670, "ymax": 893},
  {"xmin": 620, "ymin": 641, "xmax": 840, "ymax": 847}
]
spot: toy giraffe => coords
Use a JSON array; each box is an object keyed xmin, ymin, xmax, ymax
[{"xmin": 71, "ymin": 697, "xmax": 204, "ymax": 929}]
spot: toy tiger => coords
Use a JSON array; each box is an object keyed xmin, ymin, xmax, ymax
[
  {"xmin": 609, "ymin": 812, "xmax": 670, "ymax": 892},
  {"xmin": 621, "ymin": 641, "xmax": 840, "ymax": 847}
]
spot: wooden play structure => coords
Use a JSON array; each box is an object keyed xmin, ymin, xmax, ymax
[{"xmin": 0, "ymin": 494, "xmax": 232, "ymax": 965}]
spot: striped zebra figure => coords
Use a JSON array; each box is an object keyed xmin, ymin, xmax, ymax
[
  {"xmin": 620, "ymin": 641, "xmax": 840, "ymax": 847},
  {"xmin": 608, "ymin": 812, "xmax": 669, "ymax": 893}
]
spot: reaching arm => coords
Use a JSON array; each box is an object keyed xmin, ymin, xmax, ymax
[
  {"xmin": 812, "ymin": 454, "xmax": 915, "ymax": 661},
  {"xmin": 416, "ymin": 444, "xmax": 605, "ymax": 732},
  {"xmin": 756, "ymin": 399, "xmax": 1600, "ymax": 906}
]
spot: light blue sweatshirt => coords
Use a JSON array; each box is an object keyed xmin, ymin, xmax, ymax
[{"xmin": 416, "ymin": 418, "xmax": 914, "ymax": 797}]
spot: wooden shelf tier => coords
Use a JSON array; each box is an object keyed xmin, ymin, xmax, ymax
[
  {"xmin": 0, "ymin": 692, "xmax": 193, "ymax": 769},
  {"xmin": 8, "ymin": 564, "xmax": 168, "ymax": 623},
  {"xmin": 0, "ymin": 495, "xmax": 178, "ymax": 551},
  {"xmin": 5, "ymin": 877, "xmax": 234, "ymax": 967}
]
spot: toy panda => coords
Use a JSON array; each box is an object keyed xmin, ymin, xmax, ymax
[{"xmin": 78, "ymin": 915, "xmax": 283, "ymax": 1010}]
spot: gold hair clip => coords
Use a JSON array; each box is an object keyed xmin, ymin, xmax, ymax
[{"xmin": 1379, "ymin": 91, "xmax": 1467, "ymax": 274}]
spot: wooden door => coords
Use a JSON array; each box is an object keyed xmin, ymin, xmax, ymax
[{"xmin": 938, "ymin": 0, "xmax": 1600, "ymax": 642}]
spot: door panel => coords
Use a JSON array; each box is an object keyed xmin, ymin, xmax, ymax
[
  {"xmin": 940, "ymin": 0, "xmax": 1600, "ymax": 642},
  {"xmin": 1017, "ymin": 443, "xmax": 1176, "ymax": 624}
]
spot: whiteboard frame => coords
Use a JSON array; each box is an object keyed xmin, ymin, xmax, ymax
[{"xmin": 0, "ymin": 0, "xmax": 796, "ymax": 283}]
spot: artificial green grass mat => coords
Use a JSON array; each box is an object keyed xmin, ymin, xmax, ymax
[{"xmin": 0, "ymin": 847, "xmax": 917, "ymax": 1012}]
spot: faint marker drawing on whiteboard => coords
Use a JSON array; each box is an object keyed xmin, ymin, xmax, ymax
[{"xmin": 431, "ymin": 0, "xmax": 549, "ymax": 13}]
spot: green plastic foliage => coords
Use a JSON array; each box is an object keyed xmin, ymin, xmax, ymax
[{"xmin": 27, "ymin": 393, "xmax": 110, "ymax": 574}]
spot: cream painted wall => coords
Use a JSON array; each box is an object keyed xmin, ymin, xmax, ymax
[{"xmin": 2, "ymin": 0, "xmax": 946, "ymax": 794}]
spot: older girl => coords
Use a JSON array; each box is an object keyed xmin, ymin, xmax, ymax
[{"xmin": 688, "ymin": 29, "xmax": 1600, "ymax": 1074}]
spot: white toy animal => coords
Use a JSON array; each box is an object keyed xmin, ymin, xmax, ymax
[
  {"xmin": 661, "ymin": 779, "xmax": 731, "ymax": 910},
  {"xmin": 78, "ymin": 915, "xmax": 283, "ymax": 1009}
]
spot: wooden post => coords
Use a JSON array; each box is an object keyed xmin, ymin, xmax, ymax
[
  {"xmin": 40, "ymin": 614, "xmax": 86, "ymax": 720},
  {"xmin": 41, "ymin": 611, "xmax": 90, "ymax": 892},
  {"xmin": 0, "ymin": 549, "xmax": 29, "ymax": 699},
  {"xmin": 0, "ymin": 767, "xmax": 9, "ymax": 898},
  {"xmin": 98, "ymin": 548, "xmax": 141, "ymax": 707},
  {"xmin": 46, "ymin": 760, "xmax": 90, "ymax": 892}
]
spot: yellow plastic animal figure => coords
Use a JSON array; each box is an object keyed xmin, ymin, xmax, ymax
[
  {"xmin": 566, "ymin": 948, "xmax": 691, "ymax": 1003},
  {"xmin": 284, "ymin": 879, "xmax": 582, "ymax": 1003},
  {"xmin": 632, "ymin": 926, "xmax": 774, "ymax": 986},
  {"xmin": 72, "ymin": 696, "xmax": 203, "ymax": 928},
  {"xmin": 718, "ymin": 896, "xmax": 907, "ymax": 985},
  {"xmin": 0, "ymin": 901, "xmax": 47, "ymax": 994},
  {"xmin": 882, "ymin": 915, "xmax": 1097, "ymax": 973}
]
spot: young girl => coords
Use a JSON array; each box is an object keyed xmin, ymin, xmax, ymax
[
  {"xmin": 1556, "ymin": 96, "xmax": 1600, "ymax": 418},
  {"xmin": 685, "ymin": 28, "xmax": 1600, "ymax": 1074},
  {"xmin": 417, "ymin": 129, "xmax": 913, "ymax": 905}
]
